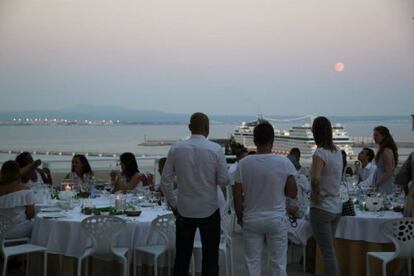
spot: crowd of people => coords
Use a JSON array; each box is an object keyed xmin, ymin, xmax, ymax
[{"xmin": 1, "ymin": 111, "xmax": 413, "ymax": 276}]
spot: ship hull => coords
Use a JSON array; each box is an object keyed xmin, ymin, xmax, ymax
[{"xmin": 234, "ymin": 133, "xmax": 353, "ymax": 156}]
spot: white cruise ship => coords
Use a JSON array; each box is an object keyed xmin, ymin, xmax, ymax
[{"xmin": 233, "ymin": 117, "xmax": 353, "ymax": 156}]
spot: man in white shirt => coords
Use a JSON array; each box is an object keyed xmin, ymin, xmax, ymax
[
  {"xmin": 233, "ymin": 122, "xmax": 297, "ymax": 276},
  {"xmin": 357, "ymin": 148, "xmax": 376, "ymax": 189},
  {"xmin": 161, "ymin": 112, "xmax": 230, "ymax": 276}
]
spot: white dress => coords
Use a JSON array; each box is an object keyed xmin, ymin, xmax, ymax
[
  {"xmin": 0, "ymin": 189, "xmax": 35, "ymax": 238},
  {"xmin": 67, "ymin": 172, "xmax": 93, "ymax": 193}
]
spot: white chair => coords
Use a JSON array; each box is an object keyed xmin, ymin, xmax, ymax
[
  {"xmin": 191, "ymin": 206, "xmax": 234, "ymax": 276},
  {"xmin": 78, "ymin": 215, "xmax": 129, "ymax": 276},
  {"xmin": 225, "ymin": 185, "xmax": 238, "ymax": 233},
  {"xmin": 287, "ymin": 239, "xmax": 307, "ymax": 272},
  {"xmin": 366, "ymin": 218, "xmax": 414, "ymax": 276},
  {"xmin": 133, "ymin": 213, "xmax": 176, "ymax": 276},
  {"xmin": 0, "ymin": 214, "xmax": 47, "ymax": 276}
]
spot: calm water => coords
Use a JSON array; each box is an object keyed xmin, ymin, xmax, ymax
[{"xmin": 0, "ymin": 119, "xmax": 413, "ymax": 171}]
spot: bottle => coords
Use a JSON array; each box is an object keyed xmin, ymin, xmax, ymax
[{"xmin": 89, "ymin": 176, "xmax": 96, "ymax": 198}]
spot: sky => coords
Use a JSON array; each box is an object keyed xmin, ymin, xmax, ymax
[{"xmin": 0, "ymin": 0, "xmax": 413, "ymax": 116}]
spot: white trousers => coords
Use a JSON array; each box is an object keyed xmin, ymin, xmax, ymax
[{"xmin": 243, "ymin": 217, "xmax": 288, "ymax": 276}]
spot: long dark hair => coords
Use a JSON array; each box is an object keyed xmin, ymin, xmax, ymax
[
  {"xmin": 374, "ymin": 126, "xmax": 398, "ymax": 165},
  {"xmin": 71, "ymin": 154, "xmax": 93, "ymax": 177},
  {"xmin": 312, "ymin": 116, "xmax": 336, "ymax": 151},
  {"xmin": 120, "ymin": 152, "xmax": 139, "ymax": 181},
  {"xmin": 0, "ymin": 160, "xmax": 21, "ymax": 185}
]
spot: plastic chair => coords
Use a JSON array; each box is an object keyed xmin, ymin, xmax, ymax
[
  {"xmin": 0, "ymin": 214, "xmax": 47, "ymax": 276},
  {"xmin": 366, "ymin": 218, "xmax": 414, "ymax": 276},
  {"xmin": 287, "ymin": 239, "xmax": 307, "ymax": 272},
  {"xmin": 78, "ymin": 216, "xmax": 129, "ymax": 276},
  {"xmin": 191, "ymin": 206, "xmax": 234, "ymax": 276},
  {"xmin": 133, "ymin": 213, "xmax": 176, "ymax": 276},
  {"xmin": 225, "ymin": 185, "xmax": 238, "ymax": 233}
]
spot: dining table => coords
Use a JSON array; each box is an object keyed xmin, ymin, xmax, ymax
[
  {"xmin": 30, "ymin": 194, "xmax": 173, "ymax": 276},
  {"xmin": 315, "ymin": 209, "xmax": 403, "ymax": 276}
]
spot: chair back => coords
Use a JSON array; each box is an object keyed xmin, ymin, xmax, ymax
[
  {"xmin": 221, "ymin": 205, "xmax": 234, "ymax": 241},
  {"xmin": 382, "ymin": 218, "xmax": 414, "ymax": 259},
  {"xmin": 225, "ymin": 185, "xmax": 234, "ymax": 206},
  {"xmin": 0, "ymin": 215, "xmax": 14, "ymax": 255},
  {"xmin": 81, "ymin": 215, "xmax": 126, "ymax": 260},
  {"xmin": 150, "ymin": 214, "xmax": 176, "ymax": 250}
]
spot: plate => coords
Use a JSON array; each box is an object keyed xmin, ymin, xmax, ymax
[
  {"xmin": 36, "ymin": 203, "xmax": 56, "ymax": 208},
  {"xmin": 37, "ymin": 212, "xmax": 65, "ymax": 219},
  {"xmin": 40, "ymin": 207, "xmax": 61, "ymax": 213},
  {"xmin": 140, "ymin": 203, "xmax": 154, "ymax": 208}
]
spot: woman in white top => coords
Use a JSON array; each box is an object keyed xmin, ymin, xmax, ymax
[
  {"xmin": 309, "ymin": 116, "xmax": 343, "ymax": 276},
  {"xmin": 0, "ymin": 160, "xmax": 35, "ymax": 239},
  {"xmin": 65, "ymin": 155, "xmax": 94, "ymax": 196},
  {"xmin": 111, "ymin": 152, "xmax": 147, "ymax": 193}
]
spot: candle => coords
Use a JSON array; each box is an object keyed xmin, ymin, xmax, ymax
[{"xmin": 115, "ymin": 195, "xmax": 122, "ymax": 211}]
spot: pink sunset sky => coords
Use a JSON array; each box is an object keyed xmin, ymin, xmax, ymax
[{"xmin": 0, "ymin": 0, "xmax": 413, "ymax": 115}]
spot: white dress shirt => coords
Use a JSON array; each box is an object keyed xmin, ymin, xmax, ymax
[
  {"xmin": 358, "ymin": 162, "xmax": 376, "ymax": 182},
  {"xmin": 358, "ymin": 162, "xmax": 377, "ymax": 189},
  {"xmin": 161, "ymin": 135, "xmax": 230, "ymax": 218}
]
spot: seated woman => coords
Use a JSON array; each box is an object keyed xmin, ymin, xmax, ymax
[
  {"xmin": 286, "ymin": 178, "xmax": 308, "ymax": 219},
  {"xmin": 16, "ymin": 152, "xmax": 52, "ymax": 187},
  {"xmin": 0, "ymin": 161, "xmax": 35, "ymax": 239},
  {"xmin": 111, "ymin": 152, "xmax": 147, "ymax": 193},
  {"xmin": 286, "ymin": 160, "xmax": 312, "ymax": 246},
  {"xmin": 65, "ymin": 155, "xmax": 94, "ymax": 197}
]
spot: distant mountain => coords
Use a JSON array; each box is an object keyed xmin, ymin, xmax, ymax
[
  {"xmin": 0, "ymin": 105, "xmax": 410, "ymax": 124},
  {"xmin": 0, "ymin": 105, "xmax": 254, "ymax": 124},
  {"xmin": 0, "ymin": 105, "xmax": 186, "ymax": 123}
]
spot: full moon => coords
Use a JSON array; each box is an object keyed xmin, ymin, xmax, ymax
[{"xmin": 335, "ymin": 62, "xmax": 345, "ymax": 72}]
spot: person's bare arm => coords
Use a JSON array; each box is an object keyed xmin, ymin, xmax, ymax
[
  {"xmin": 25, "ymin": 204, "xmax": 35, "ymax": 219},
  {"xmin": 311, "ymin": 155, "xmax": 325, "ymax": 204},
  {"xmin": 233, "ymin": 182, "xmax": 244, "ymax": 226},
  {"xmin": 285, "ymin": 175, "xmax": 297, "ymax": 198}
]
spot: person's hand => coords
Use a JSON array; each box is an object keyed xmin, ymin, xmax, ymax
[
  {"xmin": 171, "ymin": 207, "xmax": 179, "ymax": 218},
  {"xmin": 33, "ymin": 159, "xmax": 41, "ymax": 167},
  {"xmin": 287, "ymin": 205, "xmax": 299, "ymax": 216},
  {"xmin": 146, "ymin": 173, "xmax": 154, "ymax": 185},
  {"xmin": 311, "ymin": 191, "xmax": 322, "ymax": 204}
]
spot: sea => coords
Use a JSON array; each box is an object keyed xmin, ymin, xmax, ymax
[{"xmin": 0, "ymin": 117, "xmax": 413, "ymax": 173}]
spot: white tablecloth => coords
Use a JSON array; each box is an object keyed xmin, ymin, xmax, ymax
[
  {"xmin": 335, "ymin": 210, "xmax": 403, "ymax": 243},
  {"xmin": 31, "ymin": 196, "xmax": 172, "ymax": 266}
]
